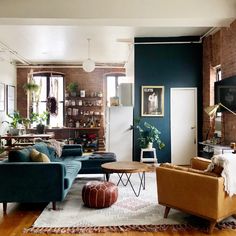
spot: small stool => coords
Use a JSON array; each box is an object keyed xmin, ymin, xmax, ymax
[
  {"xmin": 82, "ymin": 181, "xmax": 118, "ymax": 208},
  {"xmin": 140, "ymin": 148, "xmax": 157, "ymax": 163}
]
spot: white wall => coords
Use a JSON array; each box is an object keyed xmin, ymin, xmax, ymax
[{"xmin": 0, "ymin": 61, "xmax": 17, "ymax": 135}]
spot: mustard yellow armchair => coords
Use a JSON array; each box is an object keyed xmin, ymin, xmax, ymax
[{"xmin": 156, "ymin": 157, "xmax": 236, "ymax": 233}]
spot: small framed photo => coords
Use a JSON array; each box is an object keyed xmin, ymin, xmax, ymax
[
  {"xmin": 141, "ymin": 86, "xmax": 164, "ymax": 117},
  {"xmin": 0, "ymin": 83, "xmax": 5, "ymax": 111},
  {"xmin": 7, "ymin": 85, "xmax": 15, "ymax": 115}
]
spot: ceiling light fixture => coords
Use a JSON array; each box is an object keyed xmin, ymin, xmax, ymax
[{"xmin": 82, "ymin": 38, "xmax": 95, "ymax": 73}]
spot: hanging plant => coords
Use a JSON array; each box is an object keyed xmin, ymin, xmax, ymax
[
  {"xmin": 23, "ymin": 82, "xmax": 40, "ymax": 93},
  {"xmin": 47, "ymin": 97, "xmax": 58, "ymax": 115}
]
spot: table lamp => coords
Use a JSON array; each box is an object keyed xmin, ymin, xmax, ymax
[{"xmin": 204, "ymin": 102, "xmax": 236, "ymax": 140}]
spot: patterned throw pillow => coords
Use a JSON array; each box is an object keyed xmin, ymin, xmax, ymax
[{"xmin": 30, "ymin": 149, "xmax": 51, "ymax": 163}]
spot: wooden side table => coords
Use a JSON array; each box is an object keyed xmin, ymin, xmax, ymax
[{"xmin": 140, "ymin": 148, "xmax": 157, "ymax": 163}]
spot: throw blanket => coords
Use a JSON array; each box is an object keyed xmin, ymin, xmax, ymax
[
  {"xmin": 206, "ymin": 153, "xmax": 236, "ymax": 197},
  {"xmin": 46, "ymin": 139, "xmax": 64, "ymax": 157}
]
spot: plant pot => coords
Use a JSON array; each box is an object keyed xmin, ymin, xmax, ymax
[
  {"xmin": 70, "ymin": 92, "xmax": 77, "ymax": 97},
  {"xmin": 147, "ymin": 142, "xmax": 153, "ymax": 149},
  {"xmin": 9, "ymin": 128, "xmax": 19, "ymax": 136},
  {"xmin": 36, "ymin": 124, "xmax": 45, "ymax": 134}
]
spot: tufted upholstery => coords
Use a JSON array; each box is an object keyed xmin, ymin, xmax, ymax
[{"xmin": 82, "ymin": 181, "xmax": 118, "ymax": 208}]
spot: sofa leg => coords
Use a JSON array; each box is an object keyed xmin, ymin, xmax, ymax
[
  {"xmin": 105, "ymin": 173, "xmax": 110, "ymax": 181},
  {"xmin": 52, "ymin": 202, "xmax": 56, "ymax": 210},
  {"xmin": 3, "ymin": 202, "xmax": 7, "ymax": 215},
  {"xmin": 164, "ymin": 206, "xmax": 170, "ymax": 218},
  {"xmin": 3, "ymin": 203, "xmax": 7, "ymax": 214},
  {"xmin": 208, "ymin": 220, "xmax": 216, "ymax": 234}
]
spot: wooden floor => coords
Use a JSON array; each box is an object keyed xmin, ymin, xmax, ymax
[{"xmin": 0, "ymin": 202, "xmax": 235, "ymax": 236}]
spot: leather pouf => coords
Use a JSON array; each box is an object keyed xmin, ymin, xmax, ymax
[{"xmin": 82, "ymin": 181, "xmax": 118, "ymax": 208}]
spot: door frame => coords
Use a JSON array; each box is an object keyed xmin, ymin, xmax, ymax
[{"xmin": 170, "ymin": 87, "xmax": 198, "ymax": 164}]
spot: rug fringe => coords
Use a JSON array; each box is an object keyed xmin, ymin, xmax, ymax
[{"xmin": 23, "ymin": 222, "xmax": 236, "ymax": 234}]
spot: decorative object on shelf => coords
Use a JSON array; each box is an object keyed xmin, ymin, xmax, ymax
[
  {"xmin": 67, "ymin": 82, "xmax": 78, "ymax": 97},
  {"xmin": 141, "ymin": 86, "xmax": 164, "ymax": 117},
  {"xmin": 82, "ymin": 38, "xmax": 95, "ymax": 73},
  {"xmin": 134, "ymin": 119, "xmax": 165, "ymax": 150},
  {"xmin": 80, "ymin": 90, "xmax": 85, "ymax": 97},
  {"xmin": 204, "ymin": 103, "xmax": 236, "ymax": 140}
]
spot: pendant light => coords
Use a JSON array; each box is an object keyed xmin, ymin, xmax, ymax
[{"xmin": 82, "ymin": 38, "xmax": 95, "ymax": 72}]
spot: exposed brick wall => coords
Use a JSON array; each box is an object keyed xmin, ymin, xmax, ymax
[
  {"xmin": 203, "ymin": 19, "xmax": 236, "ymax": 144},
  {"xmin": 17, "ymin": 66, "xmax": 125, "ymax": 142}
]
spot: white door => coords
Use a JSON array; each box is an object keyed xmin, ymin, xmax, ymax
[
  {"xmin": 106, "ymin": 106, "xmax": 133, "ymax": 161},
  {"xmin": 171, "ymin": 88, "xmax": 197, "ymax": 165}
]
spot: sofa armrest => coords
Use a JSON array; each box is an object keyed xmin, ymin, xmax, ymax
[
  {"xmin": 0, "ymin": 162, "xmax": 66, "ymax": 202},
  {"xmin": 191, "ymin": 157, "xmax": 211, "ymax": 170},
  {"xmin": 156, "ymin": 166, "xmax": 224, "ymax": 220}
]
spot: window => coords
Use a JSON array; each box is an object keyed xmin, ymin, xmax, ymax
[
  {"xmin": 216, "ymin": 67, "xmax": 222, "ymax": 81},
  {"xmin": 106, "ymin": 74, "xmax": 126, "ymax": 106},
  {"xmin": 215, "ymin": 67, "xmax": 222, "ymax": 137},
  {"xmin": 32, "ymin": 73, "xmax": 64, "ymax": 127}
]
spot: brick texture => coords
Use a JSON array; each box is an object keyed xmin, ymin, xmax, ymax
[
  {"xmin": 203, "ymin": 20, "xmax": 236, "ymax": 144},
  {"xmin": 17, "ymin": 66, "xmax": 125, "ymax": 144}
]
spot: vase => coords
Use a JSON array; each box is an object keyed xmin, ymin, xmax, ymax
[
  {"xmin": 36, "ymin": 124, "xmax": 45, "ymax": 134},
  {"xmin": 147, "ymin": 142, "xmax": 153, "ymax": 149}
]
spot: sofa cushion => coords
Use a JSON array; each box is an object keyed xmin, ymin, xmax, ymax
[
  {"xmin": 63, "ymin": 160, "xmax": 81, "ymax": 189},
  {"xmin": 33, "ymin": 142, "xmax": 51, "ymax": 159},
  {"xmin": 8, "ymin": 147, "xmax": 32, "ymax": 162},
  {"xmin": 61, "ymin": 148, "xmax": 83, "ymax": 157},
  {"xmin": 30, "ymin": 149, "xmax": 51, "ymax": 163}
]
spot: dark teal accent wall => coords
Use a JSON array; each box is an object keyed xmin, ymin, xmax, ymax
[{"xmin": 134, "ymin": 39, "xmax": 202, "ymax": 163}]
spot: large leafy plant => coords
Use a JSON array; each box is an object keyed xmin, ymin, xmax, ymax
[{"xmin": 135, "ymin": 120, "xmax": 165, "ymax": 149}]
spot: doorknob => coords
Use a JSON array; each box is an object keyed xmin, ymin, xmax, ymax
[{"xmin": 191, "ymin": 126, "xmax": 196, "ymax": 129}]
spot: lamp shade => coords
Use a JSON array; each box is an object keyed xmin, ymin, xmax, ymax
[
  {"xmin": 82, "ymin": 59, "xmax": 95, "ymax": 72},
  {"xmin": 204, "ymin": 104, "xmax": 220, "ymax": 117}
]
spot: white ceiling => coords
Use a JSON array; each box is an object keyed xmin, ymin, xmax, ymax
[{"xmin": 0, "ymin": 0, "xmax": 235, "ymax": 66}]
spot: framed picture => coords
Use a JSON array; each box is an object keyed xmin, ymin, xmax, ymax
[
  {"xmin": 7, "ymin": 85, "xmax": 15, "ymax": 115},
  {"xmin": 141, "ymin": 86, "xmax": 164, "ymax": 117},
  {"xmin": 0, "ymin": 83, "xmax": 5, "ymax": 111}
]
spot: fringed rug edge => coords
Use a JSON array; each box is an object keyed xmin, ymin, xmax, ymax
[{"xmin": 23, "ymin": 221, "xmax": 236, "ymax": 234}]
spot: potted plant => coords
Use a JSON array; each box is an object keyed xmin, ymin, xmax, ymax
[
  {"xmin": 134, "ymin": 120, "xmax": 165, "ymax": 150},
  {"xmin": 30, "ymin": 111, "xmax": 49, "ymax": 134},
  {"xmin": 67, "ymin": 82, "xmax": 78, "ymax": 97},
  {"xmin": 2, "ymin": 111, "xmax": 23, "ymax": 135}
]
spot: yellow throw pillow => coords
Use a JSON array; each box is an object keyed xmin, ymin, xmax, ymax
[{"xmin": 30, "ymin": 149, "xmax": 51, "ymax": 163}]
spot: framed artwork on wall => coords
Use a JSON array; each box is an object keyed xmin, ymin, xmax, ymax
[
  {"xmin": 0, "ymin": 83, "xmax": 5, "ymax": 111},
  {"xmin": 7, "ymin": 85, "xmax": 15, "ymax": 115},
  {"xmin": 141, "ymin": 86, "xmax": 164, "ymax": 117}
]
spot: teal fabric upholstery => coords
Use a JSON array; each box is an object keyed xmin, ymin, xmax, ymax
[
  {"xmin": 8, "ymin": 147, "xmax": 32, "ymax": 162},
  {"xmin": 0, "ymin": 143, "xmax": 81, "ymax": 206}
]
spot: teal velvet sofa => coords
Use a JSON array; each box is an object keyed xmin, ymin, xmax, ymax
[{"xmin": 0, "ymin": 142, "xmax": 81, "ymax": 214}]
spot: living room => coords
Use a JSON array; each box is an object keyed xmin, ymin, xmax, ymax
[{"xmin": 0, "ymin": 0, "xmax": 236, "ymax": 235}]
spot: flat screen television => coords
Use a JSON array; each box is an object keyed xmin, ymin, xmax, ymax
[{"xmin": 215, "ymin": 76, "xmax": 236, "ymax": 112}]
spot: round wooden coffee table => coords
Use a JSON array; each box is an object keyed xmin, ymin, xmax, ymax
[{"xmin": 101, "ymin": 161, "xmax": 148, "ymax": 197}]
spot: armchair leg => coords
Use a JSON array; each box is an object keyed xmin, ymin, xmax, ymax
[
  {"xmin": 3, "ymin": 202, "xmax": 7, "ymax": 214},
  {"xmin": 52, "ymin": 202, "xmax": 56, "ymax": 210},
  {"xmin": 164, "ymin": 206, "xmax": 170, "ymax": 218},
  {"xmin": 105, "ymin": 173, "xmax": 110, "ymax": 181},
  {"xmin": 208, "ymin": 220, "xmax": 216, "ymax": 234}
]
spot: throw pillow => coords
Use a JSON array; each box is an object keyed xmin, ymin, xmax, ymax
[{"xmin": 30, "ymin": 149, "xmax": 50, "ymax": 163}]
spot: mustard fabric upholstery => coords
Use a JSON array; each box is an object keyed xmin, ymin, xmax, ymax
[
  {"xmin": 30, "ymin": 149, "xmax": 51, "ymax": 163},
  {"xmin": 156, "ymin": 157, "xmax": 236, "ymax": 233}
]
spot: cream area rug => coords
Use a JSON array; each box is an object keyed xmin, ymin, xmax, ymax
[{"xmin": 25, "ymin": 172, "xmax": 236, "ymax": 234}]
